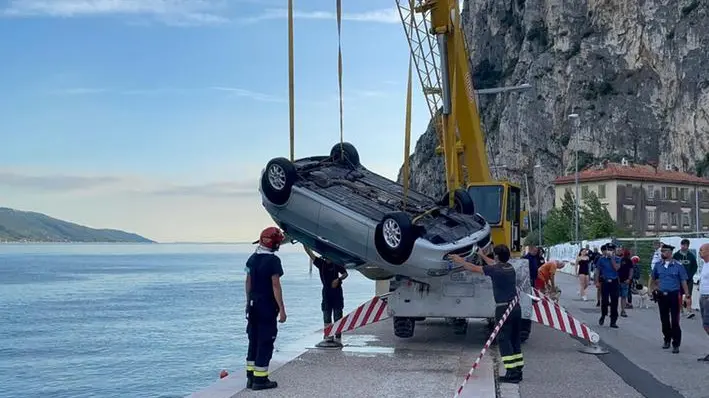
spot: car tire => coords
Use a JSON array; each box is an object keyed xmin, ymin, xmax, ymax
[
  {"xmin": 438, "ymin": 188, "xmax": 475, "ymax": 214},
  {"xmin": 330, "ymin": 142, "xmax": 360, "ymax": 167},
  {"xmin": 374, "ymin": 212, "xmax": 417, "ymax": 265},
  {"xmin": 261, "ymin": 157, "xmax": 297, "ymax": 205},
  {"xmin": 393, "ymin": 317, "xmax": 415, "ymax": 338}
]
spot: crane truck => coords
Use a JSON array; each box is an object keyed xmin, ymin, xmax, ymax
[{"xmin": 381, "ymin": 0, "xmax": 534, "ymax": 338}]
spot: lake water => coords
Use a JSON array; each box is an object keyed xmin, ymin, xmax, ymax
[{"xmin": 0, "ymin": 244, "xmax": 376, "ymax": 398}]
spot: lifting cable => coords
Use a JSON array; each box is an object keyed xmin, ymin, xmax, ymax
[
  {"xmin": 336, "ymin": 0, "xmax": 345, "ymax": 158},
  {"xmin": 402, "ymin": 11, "xmax": 414, "ymax": 210},
  {"xmin": 288, "ymin": 0, "xmax": 295, "ymax": 161}
]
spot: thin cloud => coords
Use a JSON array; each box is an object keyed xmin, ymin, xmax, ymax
[
  {"xmin": 210, "ymin": 86, "xmax": 283, "ymax": 102},
  {"xmin": 0, "ymin": 169, "xmax": 260, "ymax": 198},
  {"xmin": 148, "ymin": 181, "xmax": 259, "ymax": 198},
  {"xmin": 43, "ymin": 86, "xmax": 282, "ymax": 101},
  {"xmin": 241, "ymin": 7, "xmax": 401, "ymax": 24},
  {"xmin": 0, "ymin": 171, "xmax": 124, "ymax": 191},
  {"xmin": 1, "ymin": 0, "xmax": 230, "ymax": 26}
]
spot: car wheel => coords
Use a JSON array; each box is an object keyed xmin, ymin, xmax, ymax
[
  {"xmin": 393, "ymin": 317, "xmax": 415, "ymax": 338},
  {"xmin": 261, "ymin": 157, "xmax": 297, "ymax": 205},
  {"xmin": 330, "ymin": 142, "xmax": 360, "ymax": 167},
  {"xmin": 374, "ymin": 212, "xmax": 417, "ymax": 265},
  {"xmin": 438, "ymin": 188, "xmax": 475, "ymax": 214}
]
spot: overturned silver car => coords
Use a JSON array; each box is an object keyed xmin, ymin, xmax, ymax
[{"xmin": 258, "ymin": 142, "xmax": 491, "ymax": 281}]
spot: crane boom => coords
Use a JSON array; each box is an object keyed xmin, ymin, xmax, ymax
[{"xmin": 395, "ymin": 0, "xmax": 525, "ymax": 255}]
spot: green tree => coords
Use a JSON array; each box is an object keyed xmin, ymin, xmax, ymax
[
  {"xmin": 560, "ymin": 190, "xmax": 576, "ymax": 222},
  {"xmin": 542, "ymin": 207, "xmax": 572, "ymax": 245},
  {"xmin": 581, "ymin": 190, "xmax": 616, "ymax": 239}
]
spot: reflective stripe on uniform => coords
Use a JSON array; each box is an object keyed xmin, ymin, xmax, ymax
[
  {"xmin": 246, "ymin": 361, "xmax": 255, "ymax": 371},
  {"xmin": 501, "ymin": 353, "xmax": 524, "ymax": 369},
  {"xmin": 253, "ymin": 366, "xmax": 269, "ymax": 377}
]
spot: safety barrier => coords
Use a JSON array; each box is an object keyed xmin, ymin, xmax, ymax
[{"xmin": 323, "ymin": 295, "xmax": 390, "ymax": 338}]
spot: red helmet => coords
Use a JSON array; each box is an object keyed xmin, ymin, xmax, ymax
[
  {"xmin": 254, "ymin": 227, "xmax": 285, "ymax": 249},
  {"xmin": 631, "ymin": 255, "xmax": 640, "ymax": 264}
]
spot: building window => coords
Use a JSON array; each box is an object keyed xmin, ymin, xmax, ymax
[
  {"xmin": 646, "ymin": 185, "xmax": 654, "ymax": 200},
  {"xmin": 623, "ymin": 206, "xmax": 634, "ymax": 226},
  {"xmin": 671, "ymin": 212, "xmax": 679, "ymax": 227},
  {"xmin": 625, "ymin": 184, "xmax": 633, "ymax": 199},
  {"xmin": 565, "ymin": 187, "xmax": 572, "ymax": 196},
  {"xmin": 597, "ymin": 184, "xmax": 606, "ymax": 199},
  {"xmin": 702, "ymin": 211, "xmax": 709, "ymax": 230},
  {"xmin": 660, "ymin": 212, "xmax": 669, "ymax": 225},
  {"xmin": 647, "ymin": 209, "xmax": 656, "ymax": 225},
  {"xmin": 681, "ymin": 188, "xmax": 689, "ymax": 202},
  {"xmin": 682, "ymin": 211, "xmax": 691, "ymax": 228},
  {"xmin": 582, "ymin": 186, "xmax": 589, "ymax": 198}
]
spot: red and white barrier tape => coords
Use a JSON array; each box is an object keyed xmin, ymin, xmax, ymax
[{"xmin": 453, "ymin": 295, "xmax": 520, "ymax": 398}]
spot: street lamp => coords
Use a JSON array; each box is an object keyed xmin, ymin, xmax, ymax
[
  {"xmin": 534, "ymin": 163, "xmax": 542, "ymax": 245},
  {"xmin": 568, "ymin": 113, "xmax": 580, "ymax": 249}
]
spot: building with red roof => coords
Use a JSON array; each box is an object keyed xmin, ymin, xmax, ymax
[{"xmin": 552, "ymin": 159, "xmax": 709, "ymax": 236}]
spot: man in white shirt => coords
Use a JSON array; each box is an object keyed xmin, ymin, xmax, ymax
[
  {"xmin": 651, "ymin": 240, "xmax": 662, "ymax": 268},
  {"xmin": 698, "ymin": 243, "xmax": 709, "ymax": 362}
]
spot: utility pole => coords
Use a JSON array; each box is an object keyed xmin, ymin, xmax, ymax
[{"xmin": 569, "ymin": 113, "xmax": 580, "ymax": 248}]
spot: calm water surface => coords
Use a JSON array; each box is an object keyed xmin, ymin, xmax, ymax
[{"xmin": 0, "ymin": 243, "xmax": 375, "ymax": 398}]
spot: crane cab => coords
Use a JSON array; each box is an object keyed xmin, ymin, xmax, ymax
[{"xmin": 466, "ymin": 182, "xmax": 523, "ymax": 256}]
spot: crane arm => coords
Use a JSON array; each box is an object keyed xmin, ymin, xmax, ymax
[{"xmin": 395, "ymin": 0, "xmax": 491, "ymax": 191}]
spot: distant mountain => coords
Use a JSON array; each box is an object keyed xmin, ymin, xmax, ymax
[{"xmin": 0, "ymin": 207, "xmax": 155, "ymax": 243}]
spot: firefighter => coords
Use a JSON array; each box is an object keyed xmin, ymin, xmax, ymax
[
  {"xmin": 650, "ymin": 242, "xmax": 691, "ymax": 353},
  {"xmin": 449, "ymin": 244, "xmax": 523, "ymax": 383},
  {"xmin": 304, "ymin": 246, "xmax": 349, "ymax": 347},
  {"xmin": 245, "ymin": 227, "xmax": 288, "ymax": 390}
]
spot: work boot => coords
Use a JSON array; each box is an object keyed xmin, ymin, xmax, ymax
[
  {"xmin": 598, "ymin": 315, "xmax": 605, "ymax": 326},
  {"xmin": 672, "ymin": 346, "xmax": 680, "ymax": 354},
  {"xmin": 498, "ymin": 369, "xmax": 522, "ymax": 384},
  {"xmin": 697, "ymin": 354, "xmax": 709, "ymax": 362},
  {"xmin": 246, "ymin": 370, "xmax": 253, "ymax": 389},
  {"xmin": 662, "ymin": 341, "xmax": 671, "ymax": 349},
  {"xmin": 251, "ymin": 376, "xmax": 278, "ymax": 390}
]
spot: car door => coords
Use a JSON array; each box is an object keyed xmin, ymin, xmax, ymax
[{"xmin": 317, "ymin": 200, "xmax": 369, "ymax": 259}]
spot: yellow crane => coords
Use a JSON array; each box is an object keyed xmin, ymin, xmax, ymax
[{"xmin": 395, "ymin": 0, "xmax": 528, "ymax": 256}]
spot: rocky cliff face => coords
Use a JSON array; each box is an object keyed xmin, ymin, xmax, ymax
[{"xmin": 398, "ymin": 0, "xmax": 709, "ymax": 213}]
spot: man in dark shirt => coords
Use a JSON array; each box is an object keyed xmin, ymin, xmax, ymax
[
  {"xmin": 617, "ymin": 247, "xmax": 634, "ymax": 317},
  {"xmin": 651, "ymin": 243, "xmax": 690, "ymax": 353},
  {"xmin": 521, "ymin": 246, "xmax": 543, "ymax": 341},
  {"xmin": 245, "ymin": 227, "xmax": 287, "ymax": 390},
  {"xmin": 673, "ymin": 239, "xmax": 699, "ymax": 318},
  {"xmin": 595, "ymin": 243, "xmax": 621, "ymax": 328},
  {"xmin": 450, "ymin": 244, "xmax": 523, "ymax": 383},
  {"xmin": 304, "ymin": 247, "xmax": 348, "ymax": 347}
]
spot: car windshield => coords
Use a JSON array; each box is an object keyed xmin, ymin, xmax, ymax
[{"xmin": 466, "ymin": 185, "xmax": 503, "ymax": 225}]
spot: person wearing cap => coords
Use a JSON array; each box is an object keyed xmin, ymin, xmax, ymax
[
  {"xmin": 650, "ymin": 242, "xmax": 691, "ymax": 353},
  {"xmin": 245, "ymin": 227, "xmax": 288, "ymax": 390},
  {"xmin": 673, "ymin": 239, "xmax": 698, "ymax": 318},
  {"xmin": 595, "ymin": 242, "xmax": 621, "ymax": 328}
]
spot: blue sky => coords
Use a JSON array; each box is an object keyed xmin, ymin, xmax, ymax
[{"xmin": 0, "ymin": 0, "xmax": 437, "ymax": 242}]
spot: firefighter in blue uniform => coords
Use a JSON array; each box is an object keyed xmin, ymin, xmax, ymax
[
  {"xmin": 650, "ymin": 243, "xmax": 691, "ymax": 353},
  {"xmin": 450, "ymin": 244, "xmax": 523, "ymax": 383},
  {"xmin": 245, "ymin": 227, "xmax": 288, "ymax": 390}
]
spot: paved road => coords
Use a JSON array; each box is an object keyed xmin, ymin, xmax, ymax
[{"xmin": 528, "ymin": 273, "xmax": 709, "ymax": 398}]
